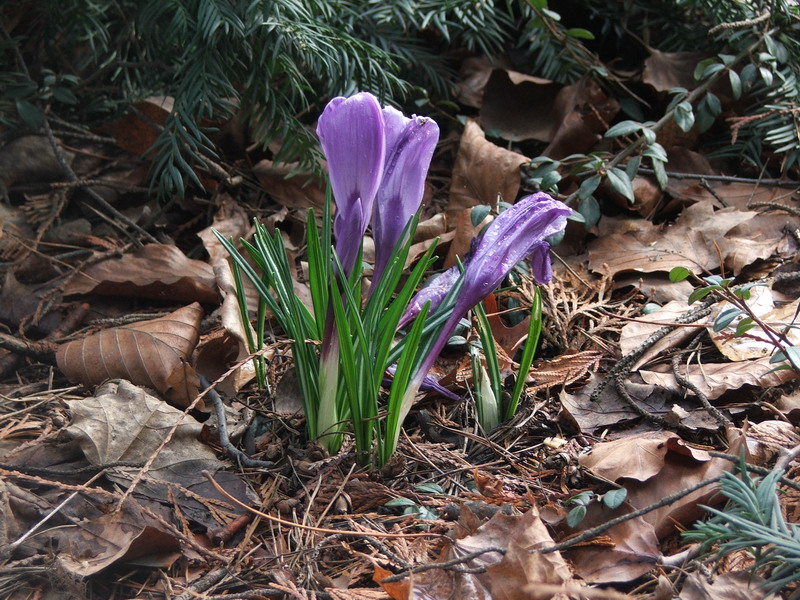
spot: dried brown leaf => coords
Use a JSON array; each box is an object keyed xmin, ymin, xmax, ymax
[
  {"xmin": 64, "ymin": 243, "xmax": 219, "ymax": 304},
  {"xmin": 56, "ymin": 303, "xmax": 202, "ymax": 407},
  {"xmin": 448, "ymin": 119, "xmax": 529, "ymax": 217},
  {"xmin": 588, "ymin": 203, "xmax": 759, "ymax": 278},
  {"xmin": 66, "ymin": 380, "xmax": 253, "ymax": 526},
  {"xmin": 542, "ymin": 79, "xmax": 619, "ymax": 159},
  {"xmin": 104, "ymin": 96, "xmax": 173, "ymax": 156},
  {"xmin": 679, "ymin": 571, "xmax": 772, "ymax": 600},
  {"xmin": 252, "ymin": 159, "xmax": 325, "ymax": 210},
  {"xmin": 643, "ymin": 50, "xmax": 709, "ymax": 92},
  {"xmin": 52, "ymin": 499, "xmax": 181, "ymax": 576},
  {"xmin": 383, "ymin": 508, "xmax": 575, "ymax": 600},
  {"xmin": 639, "ymin": 356, "xmax": 798, "ymax": 400},
  {"xmin": 480, "ymin": 69, "xmax": 561, "ymax": 142}
]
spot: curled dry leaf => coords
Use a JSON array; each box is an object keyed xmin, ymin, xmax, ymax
[
  {"xmin": 56, "ymin": 303, "xmax": 203, "ymax": 407},
  {"xmin": 65, "ymin": 380, "xmax": 254, "ymax": 528},
  {"xmin": 588, "ymin": 203, "xmax": 768, "ymax": 279},
  {"xmin": 64, "ymin": 243, "xmax": 219, "ymax": 304},
  {"xmin": 580, "ymin": 430, "xmax": 744, "ymax": 540},
  {"xmin": 103, "ymin": 96, "xmax": 173, "ymax": 156},
  {"xmin": 480, "ymin": 68, "xmax": 561, "ymax": 142},
  {"xmin": 679, "ymin": 571, "xmax": 772, "ymax": 600},
  {"xmin": 643, "ymin": 49, "xmax": 710, "ymax": 93},
  {"xmin": 252, "ymin": 158, "xmax": 326, "ymax": 210},
  {"xmin": 448, "ymin": 119, "xmax": 529, "ymax": 218},
  {"xmin": 378, "ymin": 507, "xmax": 574, "ymax": 600},
  {"xmin": 542, "ymin": 79, "xmax": 619, "ymax": 160},
  {"xmin": 196, "ymin": 196, "xmax": 259, "ymax": 394}
]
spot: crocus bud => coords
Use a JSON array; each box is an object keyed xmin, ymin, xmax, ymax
[
  {"xmin": 372, "ymin": 107, "xmax": 439, "ymax": 283},
  {"xmin": 316, "ymin": 92, "xmax": 385, "ymax": 277}
]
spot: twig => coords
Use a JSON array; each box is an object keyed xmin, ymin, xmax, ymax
[
  {"xmin": 709, "ymin": 9, "xmax": 771, "ymax": 34},
  {"xmin": 748, "ymin": 201, "xmax": 800, "ymax": 218},
  {"xmin": 706, "ymin": 451, "xmax": 800, "ymax": 492},
  {"xmin": 671, "ymin": 335, "xmax": 732, "ymax": 426},
  {"xmin": 378, "ymin": 546, "xmax": 509, "ymax": 583},
  {"xmin": 636, "ymin": 167, "xmax": 800, "ymax": 188},
  {"xmin": 540, "ymin": 475, "xmax": 725, "ymax": 554},
  {"xmin": 175, "ymin": 568, "xmax": 231, "ymax": 600},
  {"xmin": 201, "ymin": 375, "xmax": 277, "ymax": 469},
  {"xmin": 202, "ymin": 470, "xmax": 446, "ymax": 540},
  {"xmin": 589, "ymin": 300, "xmax": 714, "ymax": 402},
  {"xmin": 0, "ymin": 470, "xmax": 107, "ymax": 560}
]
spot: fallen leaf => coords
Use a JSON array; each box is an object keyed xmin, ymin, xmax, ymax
[
  {"xmin": 643, "ymin": 50, "xmax": 709, "ymax": 92},
  {"xmin": 543, "ymin": 78, "xmax": 620, "ymax": 159},
  {"xmin": 560, "ymin": 373, "xmax": 724, "ymax": 432},
  {"xmin": 679, "ymin": 571, "xmax": 773, "ymax": 600},
  {"xmin": 64, "ymin": 244, "xmax": 219, "ymax": 304},
  {"xmin": 639, "ymin": 355, "xmax": 798, "ymax": 400},
  {"xmin": 708, "ymin": 286, "xmax": 800, "ymax": 361},
  {"xmin": 103, "ymin": 96, "xmax": 173, "ymax": 156},
  {"xmin": 448, "ymin": 119, "xmax": 529, "ymax": 218},
  {"xmin": 56, "ymin": 303, "xmax": 203, "ymax": 407},
  {"xmin": 588, "ymin": 203, "xmax": 763, "ymax": 278},
  {"xmin": 480, "ymin": 68, "xmax": 561, "ymax": 142},
  {"xmin": 66, "ymin": 380, "xmax": 253, "ymax": 527},
  {"xmin": 565, "ymin": 503, "xmax": 660, "ymax": 583},
  {"xmin": 391, "ymin": 507, "xmax": 574, "ymax": 600},
  {"xmin": 252, "ymin": 159, "xmax": 326, "ymax": 210},
  {"xmin": 579, "ymin": 431, "xmax": 679, "ymax": 482},
  {"xmin": 52, "ymin": 499, "xmax": 182, "ymax": 576}
]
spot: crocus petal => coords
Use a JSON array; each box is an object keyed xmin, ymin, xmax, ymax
[
  {"xmin": 402, "ymin": 193, "xmax": 570, "ymax": 413},
  {"xmin": 529, "ymin": 242, "xmax": 553, "ymax": 284},
  {"xmin": 372, "ymin": 107, "xmax": 439, "ymax": 282},
  {"xmin": 384, "ymin": 365, "xmax": 461, "ymax": 401},
  {"xmin": 397, "ymin": 265, "xmax": 459, "ymax": 329},
  {"xmin": 317, "ymin": 92, "xmax": 385, "ymax": 276},
  {"xmin": 453, "ymin": 193, "xmax": 570, "ymax": 317}
]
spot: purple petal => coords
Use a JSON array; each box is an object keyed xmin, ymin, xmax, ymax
[
  {"xmin": 454, "ymin": 193, "xmax": 570, "ymax": 315},
  {"xmin": 397, "ymin": 265, "xmax": 460, "ymax": 329},
  {"xmin": 317, "ymin": 93, "xmax": 385, "ymax": 276},
  {"xmin": 529, "ymin": 242, "xmax": 553, "ymax": 284},
  {"xmin": 406, "ymin": 193, "xmax": 570, "ymax": 397},
  {"xmin": 372, "ymin": 107, "xmax": 439, "ymax": 282},
  {"xmin": 384, "ymin": 365, "xmax": 461, "ymax": 401}
]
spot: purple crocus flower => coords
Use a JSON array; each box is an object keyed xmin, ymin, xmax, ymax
[
  {"xmin": 386, "ymin": 193, "xmax": 571, "ymax": 453},
  {"xmin": 399, "ymin": 193, "xmax": 568, "ymax": 329},
  {"xmin": 372, "ymin": 107, "xmax": 439, "ymax": 283},
  {"xmin": 317, "ymin": 92, "xmax": 386, "ymax": 277}
]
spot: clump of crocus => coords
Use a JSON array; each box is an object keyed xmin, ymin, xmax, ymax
[{"xmin": 220, "ymin": 90, "xmax": 570, "ymax": 466}]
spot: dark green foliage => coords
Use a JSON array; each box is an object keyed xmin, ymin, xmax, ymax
[{"xmin": 1, "ymin": 0, "xmax": 516, "ymax": 196}]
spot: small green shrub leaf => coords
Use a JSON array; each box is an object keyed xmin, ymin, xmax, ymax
[
  {"xmin": 567, "ymin": 505, "xmax": 587, "ymax": 528},
  {"xmin": 669, "ymin": 267, "xmax": 691, "ymax": 282},
  {"xmin": 578, "ymin": 195, "xmax": 600, "ymax": 228},
  {"xmin": 385, "ymin": 497, "xmax": 417, "ymax": 508},
  {"xmin": 688, "ymin": 285, "xmax": 718, "ymax": 304},
  {"xmin": 605, "ymin": 120, "xmax": 642, "ymax": 138},
  {"xmin": 471, "ymin": 205, "xmax": 491, "ymax": 227},
  {"xmin": 16, "ymin": 100, "xmax": 44, "ymax": 130},
  {"xmin": 607, "ymin": 167, "xmax": 634, "ymax": 202},
  {"xmin": 603, "ymin": 488, "xmax": 628, "ymax": 509},
  {"xmin": 414, "ymin": 482, "xmax": 444, "ymax": 494},
  {"xmin": 713, "ymin": 307, "xmax": 743, "ymax": 332}
]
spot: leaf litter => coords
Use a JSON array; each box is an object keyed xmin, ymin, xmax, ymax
[{"xmin": 1, "ymin": 28, "xmax": 799, "ymax": 600}]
